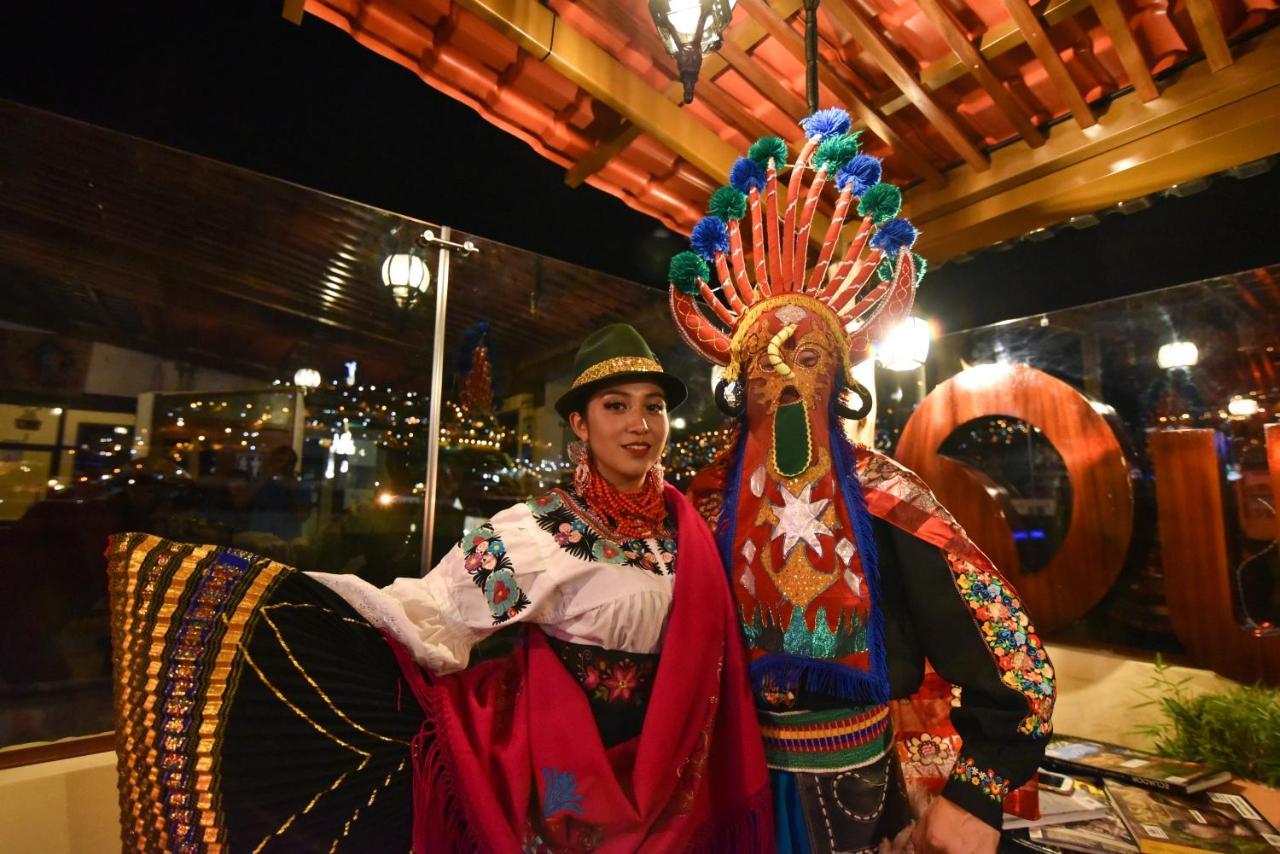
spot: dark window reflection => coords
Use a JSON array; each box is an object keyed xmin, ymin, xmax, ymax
[{"xmin": 938, "ymin": 416, "xmax": 1073, "ymax": 572}]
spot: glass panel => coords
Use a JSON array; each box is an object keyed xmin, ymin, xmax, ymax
[
  {"xmin": 882, "ymin": 264, "xmax": 1280, "ymax": 656},
  {"xmin": 0, "ymin": 100, "xmax": 442, "ymax": 747}
]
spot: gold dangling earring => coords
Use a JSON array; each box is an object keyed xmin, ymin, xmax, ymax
[{"xmin": 568, "ymin": 440, "xmax": 591, "ymax": 491}]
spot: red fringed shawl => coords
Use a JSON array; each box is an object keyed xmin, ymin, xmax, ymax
[{"xmin": 388, "ymin": 484, "xmax": 772, "ymax": 852}]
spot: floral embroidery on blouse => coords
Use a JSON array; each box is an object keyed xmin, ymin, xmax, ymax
[
  {"xmin": 904, "ymin": 732, "xmax": 954, "ymax": 768},
  {"xmin": 950, "ymin": 756, "xmax": 1010, "ymax": 801},
  {"xmin": 948, "ymin": 554, "xmax": 1055, "ymax": 737},
  {"xmin": 460, "ymin": 523, "xmax": 531, "ymax": 624},
  {"xmin": 528, "ymin": 491, "xmax": 676, "ymax": 574},
  {"xmin": 554, "ymin": 642, "xmax": 658, "ymax": 707}
]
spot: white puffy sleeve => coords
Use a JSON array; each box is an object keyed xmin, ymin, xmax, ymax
[{"xmin": 306, "ymin": 502, "xmax": 554, "ymax": 674}]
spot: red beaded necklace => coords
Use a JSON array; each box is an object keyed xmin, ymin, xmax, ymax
[{"xmin": 576, "ymin": 460, "xmax": 668, "ymax": 540}]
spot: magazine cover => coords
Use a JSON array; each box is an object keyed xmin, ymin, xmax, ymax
[
  {"xmin": 1006, "ymin": 779, "xmax": 1113, "ymax": 831},
  {"xmin": 1105, "ymin": 780, "xmax": 1280, "ymax": 854},
  {"xmin": 1029, "ymin": 781, "xmax": 1139, "ymax": 854},
  {"xmin": 1044, "ymin": 736, "xmax": 1231, "ymax": 794}
]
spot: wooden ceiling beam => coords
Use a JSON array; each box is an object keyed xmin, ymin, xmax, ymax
[
  {"xmin": 565, "ymin": 124, "xmax": 642, "ymax": 188},
  {"xmin": 717, "ymin": 38, "xmax": 810, "ymax": 120},
  {"xmin": 915, "ymin": 0, "xmax": 1046, "ymax": 146},
  {"xmin": 734, "ymin": 0, "xmax": 946, "ymax": 185},
  {"xmin": 1184, "ymin": 0, "xmax": 1235, "ymax": 70},
  {"xmin": 907, "ymin": 27, "xmax": 1280, "ymax": 261},
  {"xmin": 998, "ymin": 0, "xmax": 1097, "ymax": 128},
  {"xmin": 456, "ymin": 0, "xmax": 739, "ymax": 183},
  {"xmin": 877, "ymin": 0, "xmax": 1089, "ymax": 115},
  {"xmin": 1090, "ymin": 0, "xmax": 1159, "ymax": 101},
  {"xmin": 824, "ymin": 0, "xmax": 990, "ymax": 171},
  {"xmin": 280, "ymin": 0, "xmax": 305, "ymax": 25}
]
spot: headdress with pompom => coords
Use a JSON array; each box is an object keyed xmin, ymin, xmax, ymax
[{"xmin": 668, "ymin": 107, "xmax": 923, "ymax": 383}]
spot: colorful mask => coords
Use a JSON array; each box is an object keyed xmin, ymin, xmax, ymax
[{"xmin": 668, "ymin": 108, "xmax": 921, "ymax": 708}]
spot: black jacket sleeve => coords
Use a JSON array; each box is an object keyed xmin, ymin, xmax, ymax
[{"xmin": 876, "ymin": 519, "xmax": 1054, "ymax": 830}]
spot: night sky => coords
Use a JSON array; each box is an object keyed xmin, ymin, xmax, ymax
[{"xmin": 4, "ymin": 2, "xmax": 1277, "ymax": 332}]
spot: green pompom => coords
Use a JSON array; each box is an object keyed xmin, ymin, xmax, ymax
[
  {"xmin": 857, "ymin": 182, "xmax": 902, "ymax": 224},
  {"xmin": 708, "ymin": 186, "xmax": 748, "ymax": 222},
  {"xmin": 748, "ymin": 136, "xmax": 788, "ymax": 170},
  {"xmin": 668, "ymin": 251, "xmax": 710, "ymax": 295},
  {"xmin": 912, "ymin": 251, "xmax": 928, "ymax": 285},
  {"xmin": 813, "ymin": 132, "xmax": 861, "ymax": 173},
  {"xmin": 876, "ymin": 254, "xmax": 895, "ymax": 282}
]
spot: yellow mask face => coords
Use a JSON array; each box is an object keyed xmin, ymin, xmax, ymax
[{"xmin": 734, "ymin": 298, "xmax": 845, "ymax": 419}]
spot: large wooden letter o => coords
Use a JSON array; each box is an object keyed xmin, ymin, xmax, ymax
[{"xmin": 895, "ymin": 364, "xmax": 1134, "ymax": 632}]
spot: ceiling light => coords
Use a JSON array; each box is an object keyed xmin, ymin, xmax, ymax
[{"xmin": 650, "ymin": 0, "xmax": 737, "ymax": 103}]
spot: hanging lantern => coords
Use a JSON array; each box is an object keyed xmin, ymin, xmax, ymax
[
  {"xmin": 293, "ymin": 367, "xmax": 322, "ymax": 389},
  {"xmin": 649, "ymin": 0, "xmax": 737, "ymax": 104},
  {"xmin": 876, "ymin": 317, "xmax": 932, "ymax": 372},
  {"xmin": 380, "ymin": 253, "xmax": 430, "ymax": 309}
]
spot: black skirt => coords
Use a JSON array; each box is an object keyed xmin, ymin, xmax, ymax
[{"xmin": 107, "ymin": 533, "xmax": 422, "ymax": 852}]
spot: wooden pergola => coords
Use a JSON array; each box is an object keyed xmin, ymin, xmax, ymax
[{"xmin": 288, "ymin": 0, "xmax": 1279, "ymax": 263}]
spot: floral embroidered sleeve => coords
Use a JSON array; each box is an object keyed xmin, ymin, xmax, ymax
[
  {"xmin": 880, "ymin": 523, "xmax": 1054, "ymax": 830},
  {"xmin": 307, "ymin": 503, "xmax": 553, "ymax": 676}
]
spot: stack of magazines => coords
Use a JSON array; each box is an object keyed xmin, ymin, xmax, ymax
[{"xmin": 1005, "ymin": 735, "xmax": 1280, "ymax": 853}]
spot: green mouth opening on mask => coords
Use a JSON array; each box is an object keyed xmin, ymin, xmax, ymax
[{"xmin": 773, "ymin": 400, "xmax": 813, "ymax": 477}]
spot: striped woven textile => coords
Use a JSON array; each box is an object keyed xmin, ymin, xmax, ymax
[{"xmin": 758, "ymin": 703, "xmax": 891, "ymax": 773}]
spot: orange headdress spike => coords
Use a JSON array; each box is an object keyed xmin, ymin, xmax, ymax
[
  {"xmin": 793, "ymin": 165, "xmax": 829, "ymax": 291},
  {"xmin": 726, "ymin": 221, "xmax": 756, "ymax": 305},
  {"xmin": 764, "ymin": 163, "xmax": 785, "ymax": 294},
  {"xmin": 839, "ymin": 248, "xmax": 885, "ymax": 307},
  {"xmin": 747, "ymin": 188, "xmax": 771, "ymax": 297},
  {"xmin": 669, "ymin": 108, "xmax": 922, "ymax": 373},
  {"xmin": 713, "ymin": 253, "xmax": 746, "ymax": 314},
  {"xmin": 819, "ymin": 213, "xmax": 875, "ymax": 301},
  {"xmin": 698, "ymin": 279, "xmax": 738, "ymax": 327},
  {"xmin": 807, "ymin": 186, "xmax": 853, "ymax": 292},
  {"xmin": 781, "ymin": 137, "xmax": 819, "ymax": 291},
  {"xmin": 669, "ymin": 289, "xmax": 731, "ymax": 366},
  {"xmin": 834, "ymin": 278, "xmax": 888, "ymax": 318},
  {"xmin": 848, "ymin": 251, "xmax": 916, "ymax": 362}
]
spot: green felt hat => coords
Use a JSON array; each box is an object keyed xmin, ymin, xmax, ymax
[{"xmin": 554, "ymin": 324, "xmax": 688, "ymax": 419}]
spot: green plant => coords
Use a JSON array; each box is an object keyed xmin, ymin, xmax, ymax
[{"xmin": 1134, "ymin": 656, "xmax": 1280, "ymax": 787}]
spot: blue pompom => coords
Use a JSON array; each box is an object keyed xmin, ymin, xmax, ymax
[
  {"xmin": 869, "ymin": 217, "xmax": 919, "ymax": 256},
  {"xmin": 729, "ymin": 156, "xmax": 766, "ymax": 194},
  {"xmin": 800, "ymin": 108, "xmax": 852, "ymax": 140},
  {"xmin": 690, "ymin": 216, "xmax": 731, "ymax": 261},
  {"xmin": 835, "ymin": 154, "xmax": 882, "ymax": 197}
]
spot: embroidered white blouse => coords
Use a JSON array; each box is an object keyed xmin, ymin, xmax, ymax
[{"xmin": 308, "ymin": 489, "xmax": 678, "ymax": 675}]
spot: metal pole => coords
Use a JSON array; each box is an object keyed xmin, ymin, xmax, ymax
[
  {"xmin": 421, "ymin": 226, "xmax": 452, "ymax": 574},
  {"xmin": 804, "ymin": 0, "xmax": 820, "ymax": 115}
]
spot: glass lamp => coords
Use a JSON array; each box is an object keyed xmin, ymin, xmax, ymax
[
  {"xmin": 649, "ymin": 0, "xmax": 737, "ymax": 103},
  {"xmin": 876, "ymin": 317, "xmax": 932, "ymax": 372},
  {"xmin": 380, "ymin": 253, "xmax": 430, "ymax": 309},
  {"xmin": 293, "ymin": 367, "xmax": 322, "ymax": 389}
]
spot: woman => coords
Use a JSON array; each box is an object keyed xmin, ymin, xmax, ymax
[{"xmin": 107, "ymin": 323, "xmax": 771, "ymax": 852}]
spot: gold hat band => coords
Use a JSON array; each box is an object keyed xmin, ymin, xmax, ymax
[{"xmin": 571, "ymin": 356, "xmax": 664, "ymax": 389}]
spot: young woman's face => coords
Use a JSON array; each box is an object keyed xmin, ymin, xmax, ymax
[{"xmin": 569, "ymin": 381, "xmax": 669, "ymax": 491}]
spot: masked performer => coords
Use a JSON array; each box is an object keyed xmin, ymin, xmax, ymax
[
  {"xmin": 106, "ymin": 324, "xmax": 770, "ymax": 853},
  {"xmin": 671, "ymin": 109, "xmax": 1055, "ymax": 853}
]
